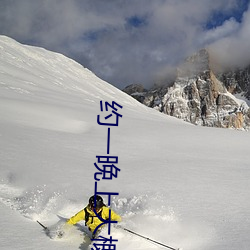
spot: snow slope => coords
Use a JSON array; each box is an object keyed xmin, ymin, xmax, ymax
[{"xmin": 0, "ymin": 36, "xmax": 250, "ymax": 250}]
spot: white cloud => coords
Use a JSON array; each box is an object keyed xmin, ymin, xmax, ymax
[
  {"xmin": 0, "ymin": 0, "xmax": 249, "ymax": 88},
  {"xmin": 209, "ymin": 5, "xmax": 250, "ymax": 68},
  {"xmin": 200, "ymin": 18, "xmax": 240, "ymax": 45}
]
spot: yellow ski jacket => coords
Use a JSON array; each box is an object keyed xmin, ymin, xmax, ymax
[{"xmin": 67, "ymin": 205, "xmax": 121, "ymax": 233}]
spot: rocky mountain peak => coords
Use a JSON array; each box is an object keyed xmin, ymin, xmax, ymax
[
  {"xmin": 177, "ymin": 49, "xmax": 210, "ymax": 78},
  {"xmin": 123, "ymin": 49, "xmax": 250, "ymax": 130}
]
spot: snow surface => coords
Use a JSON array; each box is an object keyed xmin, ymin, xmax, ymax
[{"xmin": 0, "ymin": 35, "xmax": 250, "ymax": 250}]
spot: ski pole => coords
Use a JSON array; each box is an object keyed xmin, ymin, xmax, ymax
[
  {"xmin": 121, "ymin": 227, "xmax": 181, "ymax": 250},
  {"xmin": 37, "ymin": 220, "xmax": 48, "ymax": 231}
]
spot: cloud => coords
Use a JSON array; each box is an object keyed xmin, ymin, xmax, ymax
[
  {"xmin": 0, "ymin": 0, "xmax": 249, "ymax": 88},
  {"xmin": 200, "ymin": 18, "xmax": 240, "ymax": 45},
  {"xmin": 209, "ymin": 4, "xmax": 250, "ymax": 69}
]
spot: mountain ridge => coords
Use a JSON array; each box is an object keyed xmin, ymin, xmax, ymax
[{"xmin": 123, "ymin": 49, "xmax": 250, "ymax": 130}]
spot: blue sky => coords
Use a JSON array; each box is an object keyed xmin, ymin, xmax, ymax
[
  {"xmin": 0, "ymin": 0, "xmax": 249, "ymax": 89},
  {"xmin": 206, "ymin": 0, "xmax": 249, "ymax": 28}
]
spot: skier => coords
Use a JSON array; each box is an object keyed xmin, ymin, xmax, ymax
[{"xmin": 66, "ymin": 195, "xmax": 121, "ymax": 237}]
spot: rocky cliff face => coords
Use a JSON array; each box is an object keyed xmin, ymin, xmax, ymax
[
  {"xmin": 217, "ymin": 66, "xmax": 250, "ymax": 99},
  {"xmin": 123, "ymin": 49, "xmax": 250, "ymax": 130}
]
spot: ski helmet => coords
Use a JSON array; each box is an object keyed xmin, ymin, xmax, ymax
[{"xmin": 89, "ymin": 195, "xmax": 104, "ymax": 209}]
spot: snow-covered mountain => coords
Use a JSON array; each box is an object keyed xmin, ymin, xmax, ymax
[
  {"xmin": 124, "ymin": 49, "xmax": 250, "ymax": 130},
  {"xmin": 1, "ymin": 36, "xmax": 250, "ymax": 250}
]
